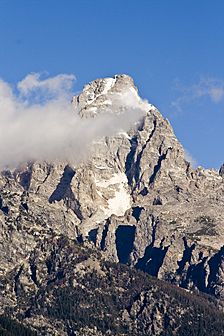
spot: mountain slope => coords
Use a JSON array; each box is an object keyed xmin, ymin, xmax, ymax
[
  {"xmin": 0, "ymin": 74, "xmax": 223, "ymax": 334},
  {"xmin": 1, "ymin": 237, "xmax": 224, "ymax": 335}
]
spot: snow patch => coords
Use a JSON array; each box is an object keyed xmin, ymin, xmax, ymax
[
  {"xmin": 107, "ymin": 182, "xmax": 131, "ymax": 217},
  {"xmin": 95, "ymin": 172, "xmax": 127, "ymax": 188},
  {"xmin": 94, "ymin": 165, "xmax": 108, "ymax": 170},
  {"xmin": 95, "ymin": 172, "xmax": 131, "ymax": 218},
  {"xmin": 101, "ymin": 78, "xmax": 116, "ymax": 95},
  {"xmin": 118, "ymin": 131, "xmax": 131, "ymax": 139}
]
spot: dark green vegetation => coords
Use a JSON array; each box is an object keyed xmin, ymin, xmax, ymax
[
  {"xmin": 0, "ymin": 315, "xmax": 36, "ymax": 336},
  {"xmin": 10, "ymin": 237, "xmax": 223, "ymax": 336}
]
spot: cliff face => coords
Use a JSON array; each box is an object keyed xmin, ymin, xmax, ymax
[{"xmin": 0, "ymin": 75, "xmax": 224, "ymax": 333}]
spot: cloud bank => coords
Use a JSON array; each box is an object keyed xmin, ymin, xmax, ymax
[{"xmin": 0, "ymin": 73, "xmax": 148, "ymax": 170}]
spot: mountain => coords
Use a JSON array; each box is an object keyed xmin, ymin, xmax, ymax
[
  {"xmin": 0, "ymin": 74, "xmax": 223, "ymax": 335},
  {"xmin": 1, "ymin": 239, "xmax": 223, "ymax": 336}
]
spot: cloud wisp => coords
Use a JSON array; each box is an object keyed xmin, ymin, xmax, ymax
[
  {"xmin": 0, "ymin": 73, "xmax": 148, "ymax": 170},
  {"xmin": 184, "ymin": 149, "xmax": 197, "ymax": 168},
  {"xmin": 171, "ymin": 77, "xmax": 224, "ymax": 113},
  {"xmin": 17, "ymin": 73, "xmax": 76, "ymax": 99}
]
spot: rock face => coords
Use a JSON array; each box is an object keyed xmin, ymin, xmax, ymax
[{"xmin": 0, "ymin": 74, "xmax": 224, "ymax": 333}]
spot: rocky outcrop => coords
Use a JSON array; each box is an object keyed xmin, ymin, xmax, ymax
[
  {"xmin": 0, "ymin": 74, "xmax": 224, "ymax": 332},
  {"xmin": 1, "ymin": 237, "xmax": 223, "ymax": 335}
]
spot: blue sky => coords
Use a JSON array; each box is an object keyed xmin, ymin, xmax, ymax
[{"xmin": 0, "ymin": 0, "xmax": 224, "ymax": 168}]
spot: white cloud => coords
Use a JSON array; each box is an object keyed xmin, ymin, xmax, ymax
[
  {"xmin": 207, "ymin": 86, "xmax": 224, "ymax": 103},
  {"xmin": 184, "ymin": 149, "xmax": 197, "ymax": 168},
  {"xmin": 0, "ymin": 73, "xmax": 147, "ymax": 170},
  {"xmin": 194, "ymin": 78, "xmax": 224, "ymax": 103},
  {"xmin": 17, "ymin": 73, "xmax": 76, "ymax": 98},
  {"xmin": 171, "ymin": 77, "xmax": 224, "ymax": 112}
]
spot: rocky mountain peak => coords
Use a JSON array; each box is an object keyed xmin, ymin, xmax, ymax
[
  {"xmin": 0, "ymin": 75, "xmax": 224, "ymax": 334},
  {"xmin": 72, "ymin": 74, "xmax": 148, "ymax": 118}
]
